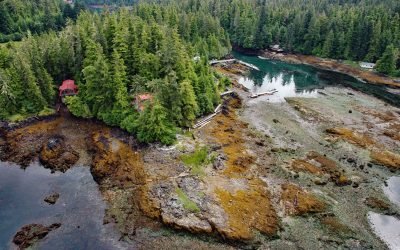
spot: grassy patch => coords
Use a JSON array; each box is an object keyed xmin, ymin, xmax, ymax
[
  {"xmin": 176, "ymin": 188, "xmax": 200, "ymax": 213},
  {"xmin": 343, "ymin": 60, "xmax": 360, "ymax": 68},
  {"xmin": 180, "ymin": 146, "xmax": 209, "ymax": 176},
  {"xmin": 8, "ymin": 114, "xmax": 26, "ymax": 123},
  {"xmin": 38, "ymin": 107, "xmax": 56, "ymax": 116}
]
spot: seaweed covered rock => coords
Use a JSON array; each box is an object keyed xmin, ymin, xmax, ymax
[
  {"xmin": 281, "ymin": 184, "xmax": 327, "ymax": 216},
  {"xmin": 364, "ymin": 197, "xmax": 390, "ymax": 211},
  {"xmin": 39, "ymin": 136, "xmax": 79, "ymax": 172},
  {"xmin": 13, "ymin": 223, "xmax": 61, "ymax": 249},
  {"xmin": 89, "ymin": 131, "xmax": 146, "ymax": 187}
]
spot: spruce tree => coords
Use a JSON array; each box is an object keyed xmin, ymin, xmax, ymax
[
  {"xmin": 179, "ymin": 80, "xmax": 199, "ymax": 127},
  {"xmin": 136, "ymin": 100, "xmax": 176, "ymax": 145},
  {"xmin": 376, "ymin": 44, "xmax": 397, "ymax": 75}
]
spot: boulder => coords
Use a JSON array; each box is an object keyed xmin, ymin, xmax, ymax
[
  {"xmin": 39, "ymin": 136, "xmax": 79, "ymax": 172},
  {"xmin": 44, "ymin": 193, "xmax": 60, "ymax": 205},
  {"xmin": 13, "ymin": 223, "xmax": 61, "ymax": 249}
]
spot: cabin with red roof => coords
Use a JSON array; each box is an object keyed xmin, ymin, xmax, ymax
[
  {"xmin": 134, "ymin": 93, "xmax": 153, "ymax": 112},
  {"xmin": 59, "ymin": 80, "xmax": 78, "ymax": 98}
]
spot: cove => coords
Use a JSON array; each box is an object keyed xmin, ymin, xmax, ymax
[
  {"xmin": 0, "ymin": 162, "xmax": 128, "ymax": 250},
  {"xmin": 233, "ymin": 52, "xmax": 400, "ymax": 107}
]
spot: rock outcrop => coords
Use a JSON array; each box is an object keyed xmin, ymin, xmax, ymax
[
  {"xmin": 39, "ymin": 136, "xmax": 79, "ymax": 172},
  {"xmin": 13, "ymin": 223, "xmax": 61, "ymax": 249}
]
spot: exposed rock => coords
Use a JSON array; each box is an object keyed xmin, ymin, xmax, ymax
[
  {"xmin": 89, "ymin": 131, "xmax": 146, "ymax": 187},
  {"xmin": 281, "ymin": 184, "xmax": 327, "ymax": 216},
  {"xmin": 162, "ymin": 212, "xmax": 212, "ymax": 234},
  {"xmin": 213, "ymin": 154, "xmax": 226, "ymax": 170},
  {"xmin": 335, "ymin": 175, "xmax": 352, "ymax": 186},
  {"xmin": 215, "ymin": 179, "xmax": 279, "ymax": 240},
  {"xmin": 314, "ymin": 178, "xmax": 328, "ymax": 186},
  {"xmin": 320, "ymin": 215, "xmax": 352, "ymax": 235},
  {"xmin": 44, "ymin": 193, "xmax": 60, "ymax": 205},
  {"xmin": 13, "ymin": 223, "xmax": 61, "ymax": 249},
  {"xmin": 291, "ymin": 159, "xmax": 323, "ymax": 175},
  {"xmin": 364, "ymin": 197, "xmax": 390, "ymax": 211},
  {"xmin": 1, "ymin": 119, "xmax": 62, "ymax": 167},
  {"xmin": 370, "ymin": 150, "xmax": 400, "ymax": 170},
  {"xmin": 325, "ymin": 128, "xmax": 374, "ymax": 149},
  {"xmin": 346, "ymin": 158, "xmax": 356, "ymax": 164},
  {"xmin": 39, "ymin": 136, "xmax": 79, "ymax": 172}
]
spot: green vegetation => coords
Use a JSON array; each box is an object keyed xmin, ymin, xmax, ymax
[
  {"xmin": 181, "ymin": 146, "xmax": 209, "ymax": 176},
  {"xmin": 0, "ymin": 0, "xmax": 83, "ymax": 43},
  {"xmin": 376, "ymin": 45, "xmax": 399, "ymax": 76},
  {"xmin": 176, "ymin": 188, "xmax": 200, "ymax": 213},
  {"xmin": 149, "ymin": 0, "xmax": 400, "ymax": 75},
  {"xmin": 0, "ymin": 7, "xmax": 229, "ymax": 144},
  {"xmin": 38, "ymin": 107, "xmax": 56, "ymax": 116}
]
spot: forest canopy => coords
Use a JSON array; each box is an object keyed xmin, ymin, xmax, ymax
[
  {"xmin": 0, "ymin": 0, "xmax": 84, "ymax": 43},
  {"xmin": 0, "ymin": 7, "xmax": 230, "ymax": 144}
]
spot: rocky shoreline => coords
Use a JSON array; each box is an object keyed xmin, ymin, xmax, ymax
[{"xmin": 1, "ymin": 61, "xmax": 400, "ymax": 249}]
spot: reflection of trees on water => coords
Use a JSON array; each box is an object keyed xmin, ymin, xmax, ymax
[
  {"xmin": 247, "ymin": 61, "xmax": 320, "ymax": 90},
  {"xmin": 238, "ymin": 54, "xmax": 400, "ymax": 107}
]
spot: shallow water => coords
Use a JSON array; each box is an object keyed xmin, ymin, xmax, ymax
[
  {"xmin": 368, "ymin": 212, "xmax": 400, "ymax": 250},
  {"xmin": 233, "ymin": 52, "xmax": 400, "ymax": 106},
  {"xmin": 384, "ymin": 176, "xmax": 400, "ymax": 207},
  {"xmin": 0, "ymin": 162, "xmax": 128, "ymax": 250}
]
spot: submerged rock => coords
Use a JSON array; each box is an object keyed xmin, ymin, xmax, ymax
[
  {"xmin": 44, "ymin": 193, "xmax": 60, "ymax": 205},
  {"xmin": 13, "ymin": 223, "xmax": 61, "ymax": 249}
]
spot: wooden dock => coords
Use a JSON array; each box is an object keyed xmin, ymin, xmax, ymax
[
  {"xmin": 249, "ymin": 89, "xmax": 278, "ymax": 98},
  {"xmin": 220, "ymin": 90, "xmax": 233, "ymax": 96}
]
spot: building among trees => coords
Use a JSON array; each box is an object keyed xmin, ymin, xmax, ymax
[
  {"xmin": 134, "ymin": 94, "xmax": 153, "ymax": 112},
  {"xmin": 360, "ymin": 62, "xmax": 376, "ymax": 70},
  {"xmin": 59, "ymin": 80, "xmax": 78, "ymax": 98}
]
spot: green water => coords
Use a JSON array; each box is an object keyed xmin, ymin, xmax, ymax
[{"xmin": 233, "ymin": 52, "xmax": 400, "ymax": 107}]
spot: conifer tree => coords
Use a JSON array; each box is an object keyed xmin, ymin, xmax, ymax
[
  {"xmin": 179, "ymin": 80, "xmax": 199, "ymax": 127},
  {"xmin": 136, "ymin": 100, "xmax": 176, "ymax": 145},
  {"xmin": 376, "ymin": 44, "xmax": 397, "ymax": 75}
]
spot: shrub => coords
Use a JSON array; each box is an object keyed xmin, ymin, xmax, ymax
[{"xmin": 176, "ymin": 188, "xmax": 200, "ymax": 213}]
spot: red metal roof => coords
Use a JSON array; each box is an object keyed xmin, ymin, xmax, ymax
[
  {"xmin": 59, "ymin": 80, "xmax": 78, "ymax": 91},
  {"xmin": 137, "ymin": 94, "xmax": 153, "ymax": 101}
]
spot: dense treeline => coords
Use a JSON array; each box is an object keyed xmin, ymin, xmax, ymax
[
  {"xmin": 147, "ymin": 0, "xmax": 400, "ymax": 75},
  {"xmin": 0, "ymin": 8, "xmax": 230, "ymax": 144},
  {"xmin": 79, "ymin": 0, "xmax": 137, "ymax": 5},
  {"xmin": 0, "ymin": 0, "xmax": 84, "ymax": 42}
]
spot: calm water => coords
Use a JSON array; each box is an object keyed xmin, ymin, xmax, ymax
[
  {"xmin": 368, "ymin": 176, "xmax": 400, "ymax": 250},
  {"xmin": 233, "ymin": 52, "xmax": 400, "ymax": 106},
  {"xmin": 384, "ymin": 177, "xmax": 400, "ymax": 207},
  {"xmin": 0, "ymin": 162, "xmax": 128, "ymax": 250},
  {"xmin": 368, "ymin": 212, "xmax": 400, "ymax": 250}
]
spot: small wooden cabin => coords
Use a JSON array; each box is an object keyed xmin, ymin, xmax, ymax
[{"xmin": 59, "ymin": 80, "xmax": 78, "ymax": 98}]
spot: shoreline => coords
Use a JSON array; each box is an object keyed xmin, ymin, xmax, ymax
[{"xmin": 257, "ymin": 50, "xmax": 400, "ymax": 88}]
